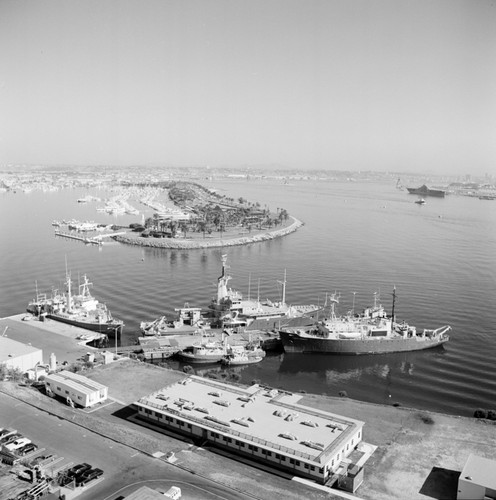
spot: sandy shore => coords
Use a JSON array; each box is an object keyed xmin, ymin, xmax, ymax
[{"xmin": 112, "ymin": 216, "xmax": 303, "ymax": 249}]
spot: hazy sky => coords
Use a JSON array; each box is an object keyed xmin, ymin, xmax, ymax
[{"xmin": 1, "ymin": 0, "xmax": 495, "ymax": 175}]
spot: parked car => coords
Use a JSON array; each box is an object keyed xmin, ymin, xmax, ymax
[
  {"xmin": 67, "ymin": 463, "xmax": 91, "ymax": 478},
  {"xmin": 17, "ymin": 443, "xmax": 38, "ymax": 455},
  {"xmin": 0, "ymin": 432, "xmax": 21, "ymax": 444},
  {"xmin": 76, "ymin": 468, "xmax": 104, "ymax": 486},
  {"xmin": 5, "ymin": 438, "xmax": 31, "ymax": 451}
]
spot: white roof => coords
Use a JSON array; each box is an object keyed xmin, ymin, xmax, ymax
[
  {"xmin": 136, "ymin": 375, "xmax": 363, "ymax": 464},
  {"xmin": 460, "ymin": 454, "xmax": 496, "ymax": 489},
  {"xmin": 46, "ymin": 370, "xmax": 107, "ymax": 395},
  {"xmin": 0, "ymin": 337, "xmax": 41, "ymax": 363}
]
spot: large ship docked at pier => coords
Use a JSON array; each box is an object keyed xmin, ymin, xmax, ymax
[
  {"xmin": 27, "ymin": 272, "xmax": 124, "ymax": 337},
  {"xmin": 279, "ymin": 290, "xmax": 451, "ymax": 355},
  {"xmin": 406, "ymin": 184, "xmax": 446, "ymax": 197},
  {"xmin": 208, "ymin": 255, "xmax": 321, "ymax": 331}
]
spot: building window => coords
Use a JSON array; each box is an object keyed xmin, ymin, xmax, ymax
[
  {"xmin": 289, "ymin": 459, "xmax": 295, "ymax": 465},
  {"xmin": 266, "ymin": 451, "xmax": 272, "ymax": 457},
  {"xmin": 295, "ymin": 460, "xmax": 300, "ymax": 466},
  {"xmin": 155, "ymin": 411, "xmax": 161, "ymax": 417},
  {"xmin": 240, "ymin": 442, "xmax": 245, "ymax": 448},
  {"xmin": 275, "ymin": 454, "xmax": 280, "ymax": 460},
  {"xmin": 304, "ymin": 463, "xmax": 309, "ymax": 469}
]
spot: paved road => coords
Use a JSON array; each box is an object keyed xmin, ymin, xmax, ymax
[{"xmin": 0, "ymin": 392, "xmax": 259, "ymax": 500}]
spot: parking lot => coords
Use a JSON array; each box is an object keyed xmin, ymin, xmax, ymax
[{"xmin": 0, "ymin": 389, "xmax": 286, "ymax": 500}]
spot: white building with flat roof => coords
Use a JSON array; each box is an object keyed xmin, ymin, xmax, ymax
[
  {"xmin": 45, "ymin": 370, "xmax": 108, "ymax": 408},
  {"xmin": 458, "ymin": 454, "xmax": 496, "ymax": 500},
  {"xmin": 134, "ymin": 376, "xmax": 365, "ymax": 485},
  {"xmin": 0, "ymin": 337, "xmax": 43, "ymax": 372}
]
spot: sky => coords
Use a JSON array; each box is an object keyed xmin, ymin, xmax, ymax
[{"xmin": 1, "ymin": 0, "xmax": 495, "ymax": 176}]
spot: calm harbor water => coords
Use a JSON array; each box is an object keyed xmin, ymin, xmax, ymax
[{"xmin": 1, "ymin": 178, "xmax": 495, "ymax": 418}]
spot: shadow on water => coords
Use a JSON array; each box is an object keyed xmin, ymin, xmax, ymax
[{"xmin": 419, "ymin": 466, "xmax": 460, "ymax": 500}]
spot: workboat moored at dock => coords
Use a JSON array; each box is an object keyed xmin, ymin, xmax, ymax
[
  {"xmin": 27, "ymin": 271, "xmax": 124, "ymax": 338},
  {"xmin": 279, "ymin": 290, "xmax": 451, "ymax": 355}
]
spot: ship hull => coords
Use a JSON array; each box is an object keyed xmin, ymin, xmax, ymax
[
  {"xmin": 46, "ymin": 313, "xmax": 123, "ymax": 337},
  {"xmin": 280, "ymin": 331, "xmax": 449, "ymax": 355},
  {"xmin": 407, "ymin": 186, "xmax": 445, "ymax": 197},
  {"xmin": 175, "ymin": 353, "xmax": 224, "ymax": 364}
]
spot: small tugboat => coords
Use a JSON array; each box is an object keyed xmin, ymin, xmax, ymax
[
  {"xmin": 175, "ymin": 340, "xmax": 228, "ymax": 364},
  {"xmin": 27, "ymin": 271, "xmax": 124, "ymax": 338},
  {"xmin": 279, "ymin": 289, "xmax": 450, "ymax": 355},
  {"xmin": 415, "ymin": 198, "xmax": 426, "ymax": 205},
  {"xmin": 221, "ymin": 343, "xmax": 266, "ymax": 366}
]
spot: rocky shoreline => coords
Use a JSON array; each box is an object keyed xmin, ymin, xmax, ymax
[{"xmin": 112, "ymin": 216, "xmax": 303, "ymax": 249}]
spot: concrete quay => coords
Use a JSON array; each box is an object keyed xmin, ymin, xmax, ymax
[{"xmin": 0, "ymin": 314, "xmax": 113, "ymax": 366}]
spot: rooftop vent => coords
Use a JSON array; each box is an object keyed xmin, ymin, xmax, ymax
[
  {"xmin": 279, "ymin": 433, "xmax": 298, "ymax": 441},
  {"xmin": 302, "ymin": 440, "xmax": 325, "ymax": 451},
  {"xmin": 301, "ymin": 420, "xmax": 319, "ymax": 428},
  {"xmin": 213, "ymin": 399, "xmax": 230, "ymax": 407}
]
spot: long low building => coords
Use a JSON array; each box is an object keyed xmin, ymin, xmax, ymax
[
  {"xmin": 45, "ymin": 370, "xmax": 108, "ymax": 408},
  {"xmin": 134, "ymin": 376, "xmax": 365, "ymax": 486}
]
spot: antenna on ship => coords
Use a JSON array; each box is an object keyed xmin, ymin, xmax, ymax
[
  {"xmin": 248, "ymin": 273, "xmax": 251, "ymax": 301},
  {"xmin": 352, "ymin": 291, "xmax": 356, "ymax": 316}
]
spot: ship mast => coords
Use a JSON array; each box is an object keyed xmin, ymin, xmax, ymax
[
  {"xmin": 217, "ymin": 254, "xmax": 231, "ymax": 303},
  {"xmin": 65, "ymin": 265, "xmax": 72, "ymax": 313},
  {"xmin": 391, "ymin": 286, "xmax": 397, "ymax": 324},
  {"xmin": 277, "ymin": 269, "xmax": 287, "ymax": 306}
]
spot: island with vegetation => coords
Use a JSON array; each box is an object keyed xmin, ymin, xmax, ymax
[{"xmin": 112, "ymin": 181, "xmax": 302, "ymax": 249}]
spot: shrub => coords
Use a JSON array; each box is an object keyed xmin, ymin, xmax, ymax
[
  {"xmin": 474, "ymin": 408, "xmax": 488, "ymax": 419},
  {"xmin": 487, "ymin": 410, "xmax": 496, "ymax": 421},
  {"xmin": 182, "ymin": 365, "xmax": 194, "ymax": 374},
  {"xmin": 251, "ymin": 379, "xmax": 261, "ymax": 385},
  {"xmin": 230, "ymin": 373, "xmax": 241, "ymax": 382},
  {"xmin": 418, "ymin": 413, "xmax": 435, "ymax": 425},
  {"xmin": 338, "ymin": 391, "xmax": 348, "ymax": 398}
]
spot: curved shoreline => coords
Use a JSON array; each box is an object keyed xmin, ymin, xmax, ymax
[{"xmin": 112, "ymin": 216, "xmax": 303, "ymax": 249}]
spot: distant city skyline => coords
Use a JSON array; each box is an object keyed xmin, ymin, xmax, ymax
[{"xmin": 1, "ymin": 0, "xmax": 495, "ymax": 176}]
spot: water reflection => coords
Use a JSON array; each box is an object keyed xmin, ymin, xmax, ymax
[{"xmin": 278, "ymin": 349, "xmax": 446, "ymax": 381}]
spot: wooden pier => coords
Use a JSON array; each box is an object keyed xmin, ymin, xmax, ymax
[{"xmin": 55, "ymin": 230, "xmax": 127, "ymax": 245}]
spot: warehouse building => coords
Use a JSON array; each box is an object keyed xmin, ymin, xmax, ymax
[
  {"xmin": 458, "ymin": 454, "xmax": 496, "ymax": 500},
  {"xmin": 45, "ymin": 370, "xmax": 108, "ymax": 408},
  {"xmin": 134, "ymin": 376, "xmax": 365, "ymax": 486},
  {"xmin": 0, "ymin": 337, "xmax": 43, "ymax": 373}
]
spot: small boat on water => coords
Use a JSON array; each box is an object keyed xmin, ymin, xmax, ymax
[
  {"xmin": 221, "ymin": 344, "xmax": 266, "ymax": 366},
  {"xmin": 27, "ymin": 271, "xmax": 124, "ymax": 337},
  {"xmin": 415, "ymin": 198, "xmax": 426, "ymax": 205},
  {"xmin": 279, "ymin": 290, "xmax": 451, "ymax": 355},
  {"xmin": 175, "ymin": 340, "xmax": 228, "ymax": 364}
]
